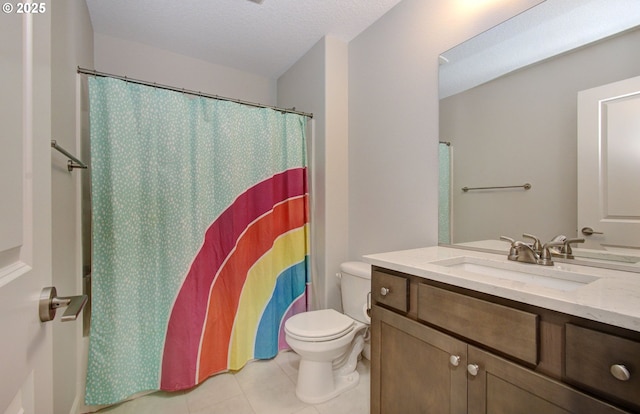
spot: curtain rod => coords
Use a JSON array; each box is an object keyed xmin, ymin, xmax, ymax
[{"xmin": 77, "ymin": 67, "xmax": 313, "ymax": 119}]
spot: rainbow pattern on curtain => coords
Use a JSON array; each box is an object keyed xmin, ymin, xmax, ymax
[
  {"xmin": 85, "ymin": 76, "xmax": 309, "ymax": 405},
  {"xmin": 161, "ymin": 168, "xmax": 309, "ymax": 390}
]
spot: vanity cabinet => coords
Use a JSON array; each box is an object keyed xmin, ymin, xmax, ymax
[
  {"xmin": 371, "ymin": 266, "xmax": 636, "ymax": 414},
  {"xmin": 373, "ymin": 305, "xmax": 467, "ymax": 413},
  {"xmin": 466, "ymin": 345, "xmax": 626, "ymax": 414},
  {"xmin": 565, "ymin": 324, "xmax": 640, "ymax": 408}
]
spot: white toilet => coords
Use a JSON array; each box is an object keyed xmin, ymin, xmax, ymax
[{"xmin": 284, "ymin": 261, "xmax": 371, "ymax": 404}]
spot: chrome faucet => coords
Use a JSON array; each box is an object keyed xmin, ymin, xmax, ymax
[{"xmin": 500, "ymin": 235, "xmax": 564, "ymax": 266}]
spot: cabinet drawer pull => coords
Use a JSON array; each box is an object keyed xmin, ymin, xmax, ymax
[
  {"xmin": 380, "ymin": 287, "xmax": 390, "ymax": 296},
  {"xmin": 467, "ymin": 363, "xmax": 479, "ymax": 376},
  {"xmin": 610, "ymin": 364, "xmax": 631, "ymax": 381},
  {"xmin": 449, "ymin": 355, "xmax": 461, "ymax": 367}
]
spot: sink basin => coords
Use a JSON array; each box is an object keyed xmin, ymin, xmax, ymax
[{"xmin": 431, "ymin": 256, "xmax": 600, "ymax": 292}]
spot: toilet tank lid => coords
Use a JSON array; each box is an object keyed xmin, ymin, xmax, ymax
[{"xmin": 340, "ymin": 261, "xmax": 371, "ymax": 279}]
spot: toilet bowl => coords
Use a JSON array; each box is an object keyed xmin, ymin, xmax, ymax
[{"xmin": 284, "ymin": 261, "xmax": 371, "ymax": 404}]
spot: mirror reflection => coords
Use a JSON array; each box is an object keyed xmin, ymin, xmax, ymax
[{"xmin": 438, "ymin": 0, "xmax": 640, "ymax": 267}]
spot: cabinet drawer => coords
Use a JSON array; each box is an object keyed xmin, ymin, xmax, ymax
[
  {"xmin": 418, "ymin": 284, "xmax": 538, "ymax": 365},
  {"xmin": 565, "ymin": 324, "xmax": 640, "ymax": 410},
  {"xmin": 372, "ymin": 269, "xmax": 409, "ymax": 313}
]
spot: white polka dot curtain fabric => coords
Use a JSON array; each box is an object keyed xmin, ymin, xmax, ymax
[{"xmin": 85, "ymin": 77, "xmax": 309, "ymax": 405}]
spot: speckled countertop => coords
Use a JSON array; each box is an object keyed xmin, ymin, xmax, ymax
[{"xmin": 363, "ymin": 246, "xmax": 640, "ymax": 333}]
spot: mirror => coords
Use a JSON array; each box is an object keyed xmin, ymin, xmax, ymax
[{"xmin": 438, "ymin": 0, "xmax": 640, "ymax": 269}]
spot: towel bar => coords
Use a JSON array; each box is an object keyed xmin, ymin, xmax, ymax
[
  {"xmin": 51, "ymin": 140, "xmax": 87, "ymax": 171},
  {"xmin": 462, "ymin": 183, "xmax": 531, "ymax": 192}
]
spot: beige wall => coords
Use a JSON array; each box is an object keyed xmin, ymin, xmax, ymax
[
  {"xmin": 93, "ymin": 33, "xmax": 276, "ymax": 106},
  {"xmin": 277, "ymin": 0, "xmax": 542, "ymax": 307},
  {"xmin": 441, "ymin": 28, "xmax": 640, "ymax": 244},
  {"xmin": 50, "ymin": 1, "xmax": 94, "ymax": 413},
  {"xmin": 277, "ymin": 36, "xmax": 349, "ymax": 311},
  {"xmin": 347, "ymin": 0, "xmax": 543, "ymax": 260}
]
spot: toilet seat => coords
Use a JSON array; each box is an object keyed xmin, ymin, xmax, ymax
[{"xmin": 285, "ymin": 309, "xmax": 355, "ymax": 342}]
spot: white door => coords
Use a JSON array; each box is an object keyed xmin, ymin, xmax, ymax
[
  {"xmin": 577, "ymin": 75, "xmax": 640, "ymax": 252},
  {"xmin": 0, "ymin": 5, "xmax": 54, "ymax": 414}
]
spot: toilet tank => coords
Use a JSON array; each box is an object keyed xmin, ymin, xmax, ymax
[{"xmin": 339, "ymin": 261, "xmax": 371, "ymax": 324}]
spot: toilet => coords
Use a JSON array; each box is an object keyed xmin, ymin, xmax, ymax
[{"xmin": 284, "ymin": 261, "xmax": 371, "ymax": 404}]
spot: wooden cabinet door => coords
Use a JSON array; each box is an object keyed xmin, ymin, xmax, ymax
[
  {"xmin": 467, "ymin": 346, "xmax": 629, "ymax": 414},
  {"xmin": 371, "ymin": 305, "xmax": 467, "ymax": 414}
]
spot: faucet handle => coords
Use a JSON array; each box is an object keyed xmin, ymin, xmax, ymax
[
  {"xmin": 523, "ymin": 233, "xmax": 542, "ymax": 252},
  {"xmin": 561, "ymin": 238, "xmax": 585, "ymax": 257},
  {"xmin": 500, "ymin": 236, "xmax": 515, "ymax": 245},
  {"xmin": 500, "ymin": 236, "xmax": 519, "ymax": 261},
  {"xmin": 538, "ymin": 240, "xmax": 564, "ymax": 266}
]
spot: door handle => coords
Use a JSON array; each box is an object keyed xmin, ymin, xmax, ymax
[
  {"xmin": 39, "ymin": 286, "xmax": 88, "ymax": 322},
  {"xmin": 581, "ymin": 227, "xmax": 604, "ymax": 236}
]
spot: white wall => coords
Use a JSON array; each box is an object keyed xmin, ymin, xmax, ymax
[
  {"xmin": 277, "ymin": 36, "xmax": 349, "ymax": 311},
  {"xmin": 50, "ymin": 1, "xmax": 94, "ymax": 413},
  {"xmin": 347, "ymin": 0, "xmax": 543, "ymax": 260},
  {"xmin": 93, "ymin": 33, "xmax": 276, "ymax": 105},
  {"xmin": 442, "ymin": 28, "xmax": 640, "ymax": 244}
]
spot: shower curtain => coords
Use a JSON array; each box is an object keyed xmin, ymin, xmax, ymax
[
  {"xmin": 439, "ymin": 142, "xmax": 451, "ymax": 244},
  {"xmin": 85, "ymin": 77, "xmax": 309, "ymax": 405}
]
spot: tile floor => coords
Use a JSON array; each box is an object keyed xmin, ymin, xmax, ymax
[{"xmin": 96, "ymin": 351, "xmax": 370, "ymax": 414}]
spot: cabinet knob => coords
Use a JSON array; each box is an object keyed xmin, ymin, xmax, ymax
[
  {"xmin": 610, "ymin": 364, "xmax": 631, "ymax": 381},
  {"xmin": 449, "ymin": 355, "xmax": 461, "ymax": 367},
  {"xmin": 467, "ymin": 364, "xmax": 479, "ymax": 376},
  {"xmin": 380, "ymin": 287, "xmax": 390, "ymax": 296}
]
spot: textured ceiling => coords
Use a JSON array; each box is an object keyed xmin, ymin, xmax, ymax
[{"xmin": 85, "ymin": 0, "xmax": 403, "ymax": 79}]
